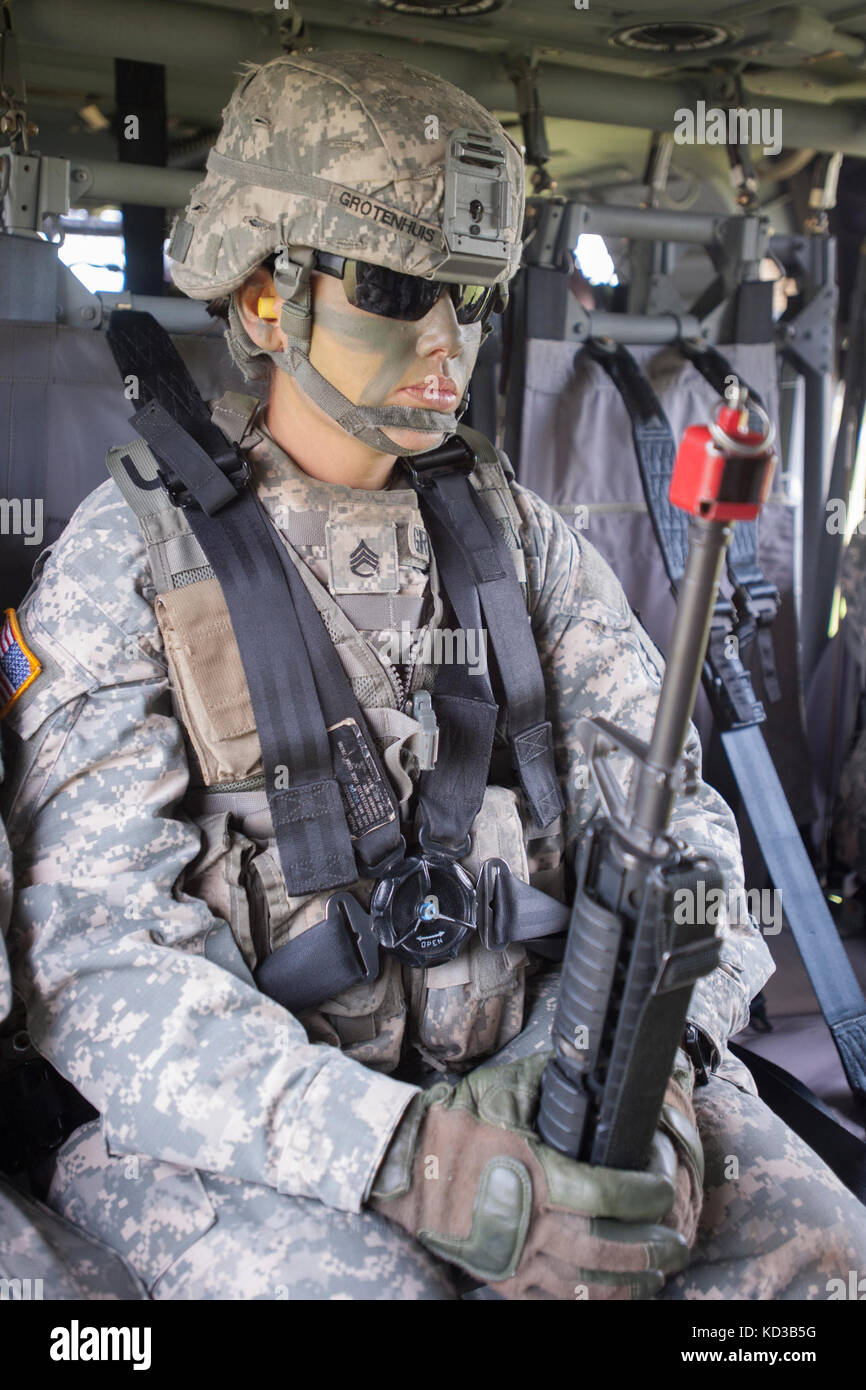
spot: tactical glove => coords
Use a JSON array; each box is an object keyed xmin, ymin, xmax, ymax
[{"xmin": 369, "ymin": 1053, "xmax": 704, "ymax": 1300}]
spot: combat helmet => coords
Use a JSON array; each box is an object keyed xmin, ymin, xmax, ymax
[{"xmin": 166, "ymin": 49, "xmax": 526, "ymax": 453}]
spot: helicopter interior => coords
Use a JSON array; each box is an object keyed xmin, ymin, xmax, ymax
[{"xmin": 1, "ymin": 0, "xmax": 866, "ymax": 1200}]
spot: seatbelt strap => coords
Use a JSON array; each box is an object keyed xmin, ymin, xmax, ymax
[
  {"xmin": 133, "ymin": 399, "xmax": 379, "ymax": 892},
  {"xmin": 723, "ymin": 726, "xmax": 866, "ymax": 1096},
  {"xmin": 587, "ymin": 337, "xmax": 866, "ymax": 1100},
  {"xmin": 107, "ymin": 310, "xmax": 397, "ymax": 895},
  {"xmin": 401, "ymin": 436, "xmax": 565, "ymax": 830},
  {"xmin": 253, "ymin": 891, "xmax": 381, "ymax": 1015}
]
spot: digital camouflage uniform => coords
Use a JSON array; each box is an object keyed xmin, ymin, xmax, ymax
[
  {"xmin": 2, "ymin": 47, "xmax": 866, "ymax": 1301},
  {"xmin": 2, "ymin": 419, "xmax": 866, "ymax": 1299},
  {"xmin": 0, "ymin": 738, "xmax": 145, "ymax": 1300}
]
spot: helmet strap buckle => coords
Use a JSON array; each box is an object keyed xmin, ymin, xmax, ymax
[{"xmin": 273, "ymin": 244, "xmax": 315, "ymax": 302}]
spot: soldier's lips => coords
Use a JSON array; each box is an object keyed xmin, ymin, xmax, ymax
[{"xmin": 398, "ymin": 382, "xmax": 459, "ymax": 408}]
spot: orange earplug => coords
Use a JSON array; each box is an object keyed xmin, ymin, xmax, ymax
[{"xmin": 257, "ymin": 296, "xmax": 280, "ymax": 321}]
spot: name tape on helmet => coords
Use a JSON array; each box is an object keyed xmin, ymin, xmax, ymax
[
  {"xmin": 203, "ymin": 149, "xmax": 444, "ymax": 252},
  {"xmin": 331, "ymin": 188, "xmax": 444, "ymax": 249}
]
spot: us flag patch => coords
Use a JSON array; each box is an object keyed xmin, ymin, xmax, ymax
[{"xmin": 0, "ymin": 608, "xmax": 41, "ymax": 718}]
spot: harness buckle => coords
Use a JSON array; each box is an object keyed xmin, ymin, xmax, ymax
[
  {"xmin": 325, "ymin": 891, "xmax": 380, "ymax": 982},
  {"xmin": 732, "ymin": 580, "xmax": 780, "ymax": 652},
  {"xmin": 160, "ymin": 446, "xmax": 252, "ymax": 511},
  {"xmin": 410, "ymin": 691, "xmax": 439, "ymax": 771},
  {"xmin": 476, "ymin": 857, "xmax": 510, "ymax": 951},
  {"xmin": 400, "ymin": 436, "xmax": 476, "ymax": 488},
  {"xmin": 369, "ymin": 852, "xmax": 477, "ymax": 968}
]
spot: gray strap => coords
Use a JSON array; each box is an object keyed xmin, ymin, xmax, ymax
[
  {"xmin": 723, "ymin": 724, "xmax": 866, "ymax": 1100},
  {"xmin": 338, "ymin": 593, "xmax": 425, "ymax": 632},
  {"xmin": 184, "ymin": 785, "xmax": 268, "ymax": 817},
  {"xmin": 206, "ymin": 150, "xmax": 444, "ymax": 251},
  {"xmin": 210, "ymin": 391, "xmax": 262, "ymax": 445},
  {"xmin": 106, "ymin": 440, "xmax": 213, "ymax": 594},
  {"xmin": 106, "ymin": 438, "xmax": 166, "ymax": 520}
]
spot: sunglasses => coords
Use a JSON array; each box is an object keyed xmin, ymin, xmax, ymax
[{"xmin": 313, "ymin": 252, "xmax": 507, "ymax": 326}]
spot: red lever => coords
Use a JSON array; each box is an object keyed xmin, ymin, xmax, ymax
[{"xmin": 669, "ymin": 391, "xmax": 777, "ymax": 522}]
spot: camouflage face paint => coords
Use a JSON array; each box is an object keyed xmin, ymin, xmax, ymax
[{"xmin": 308, "ymin": 276, "xmax": 481, "ymax": 417}]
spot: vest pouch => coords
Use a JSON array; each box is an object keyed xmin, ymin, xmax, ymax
[
  {"xmin": 176, "ymin": 810, "xmax": 260, "ymax": 970},
  {"xmin": 154, "ymin": 579, "xmax": 263, "ymax": 785},
  {"xmin": 411, "ymin": 786, "xmax": 529, "ymax": 1072},
  {"xmin": 299, "ymin": 956, "xmax": 407, "ymax": 1074}
]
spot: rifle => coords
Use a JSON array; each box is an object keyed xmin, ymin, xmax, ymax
[{"xmin": 537, "ymin": 386, "xmax": 777, "ymax": 1168}]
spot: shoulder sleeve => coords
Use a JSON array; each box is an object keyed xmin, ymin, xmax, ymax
[
  {"xmin": 0, "ymin": 741, "xmax": 12, "ymax": 1021},
  {"xmin": 1, "ymin": 481, "xmax": 417, "ymax": 1212},
  {"xmin": 511, "ymin": 482, "xmax": 775, "ymax": 1064}
]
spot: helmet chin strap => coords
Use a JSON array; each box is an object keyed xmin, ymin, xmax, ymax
[
  {"xmin": 277, "ymin": 349, "xmax": 468, "ymax": 456},
  {"xmin": 225, "ymin": 293, "xmax": 468, "ymax": 456}
]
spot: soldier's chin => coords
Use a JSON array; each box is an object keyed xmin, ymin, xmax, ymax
[{"xmin": 384, "ymin": 423, "xmax": 448, "ymax": 455}]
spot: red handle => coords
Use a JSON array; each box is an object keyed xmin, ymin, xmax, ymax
[{"xmin": 669, "ymin": 397, "xmax": 776, "ymax": 522}]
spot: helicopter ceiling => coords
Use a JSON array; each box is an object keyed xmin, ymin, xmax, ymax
[{"xmin": 4, "ymin": 0, "xmax": 864, "ymax": 207}]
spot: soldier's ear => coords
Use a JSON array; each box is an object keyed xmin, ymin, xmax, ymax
[{"xmin": 235, "ymin": 266, "xmax": 284, "ymax": 351}]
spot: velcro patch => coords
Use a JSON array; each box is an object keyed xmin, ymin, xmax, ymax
[
  {"xmin": 0, "ymin": 608, "xmax": 41, "ymax": 718},
  {"xmin": 326, "ymin": 521, "xmax": 399, "ymax": 595},
  {"xmin": 406, "ymin": 524, "xmax": 430, "ymax": 566}
]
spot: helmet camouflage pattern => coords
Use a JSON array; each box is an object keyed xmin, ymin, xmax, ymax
[{"xmin": 168, "ymin": 49, "xmax": 527, "ymax": 299}]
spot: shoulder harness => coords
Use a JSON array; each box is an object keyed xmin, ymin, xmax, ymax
[{"xmin": 104, "ymin": 309, "xmax": 569, "ymax": 1011}]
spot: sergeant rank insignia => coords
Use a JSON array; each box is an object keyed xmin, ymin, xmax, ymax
[
  {"xmin": 349, "ymin": 539, "xmax": 380, "ymax": 579},
  {"xmin": 326, "ymin": 520, "xmax": 399, "ymax": 595},
  {"xmin": 0, "ymin": 608, "xmax": 41, "ymax": 719}
]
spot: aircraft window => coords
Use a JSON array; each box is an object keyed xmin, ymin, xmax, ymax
[
  {"xmin": 574, "ymin": 233, "xmax": 619, "ymax": 287},
  {"xmin": 57, "ymin": 206, "xmax": 125, "ymax": 293}
]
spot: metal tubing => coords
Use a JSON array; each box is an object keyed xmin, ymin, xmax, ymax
[
  {"xmin": 799, "ymin": 371, "xmax": 835, "ymax": 686},
  {"xmin": 18, "ymin": 0, "xmax": 280, "ymax": 70},
  {"xmin": 70, "ymin": 160, "xmax": 197, "ymax": 208},
  {"xmin": 631, "ymin": 517, "xmax": 731, "ymax": 835},
  {"xmin": 16, "ymin": 2, "xmax": 866, "ymax": 156},
  {"xmin": 568, "ymin": 203, "xmax": 727, "ymax": 247},
  {"xmin": 98, "ymin": 292, "xmax": 219, "ymax": 333},
  {"xmin": 568, "ymin": 310, "xmax": 702, "ymax": 345}
]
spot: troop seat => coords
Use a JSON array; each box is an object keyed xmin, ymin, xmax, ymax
[{"xmin": 0, "ymin": 319, "xmax": 250, "ymax": 609}]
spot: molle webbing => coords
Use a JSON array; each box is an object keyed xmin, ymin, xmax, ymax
[{"xmin": 107, "ymin": 437, "xmax": 214, "ymax": 595}]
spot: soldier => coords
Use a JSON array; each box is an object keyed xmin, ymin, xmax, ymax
[{"xmin": 1, "ymin": 50, "xmax": 865, "ymax": 1301}]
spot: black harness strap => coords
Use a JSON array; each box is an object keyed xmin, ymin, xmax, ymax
[
  {"xmin": 107, "ymin": 312, "xmax": 405, "ymax": 896},
  {"xmin": 730, "ymin": 1043, "xmax": 866, "ymax": 1205},
  {"xmin": 402, "ymin": 438, "xmax": 564, "ymax": 830},
  {"xmin": 128, "ymin": 400, "xmax": 363, "ymax": 897}
]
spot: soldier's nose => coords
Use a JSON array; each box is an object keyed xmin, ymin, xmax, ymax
[{"xmin": 414, "ymin": 292, "xmax": 462, "ymax": 359}]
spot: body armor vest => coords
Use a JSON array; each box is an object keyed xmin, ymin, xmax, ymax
[{"xmin": 107, "ymin": 396, "xmax": 558, "ymax": 1076}]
